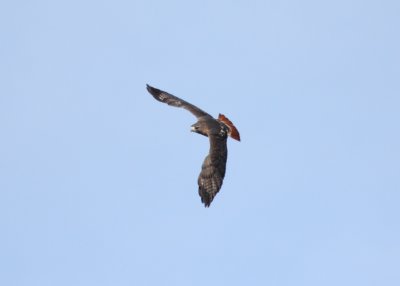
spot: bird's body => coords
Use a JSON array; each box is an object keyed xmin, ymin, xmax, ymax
[{"xmin": 146, "ymin": 84, "xmax": 240, "ymax": 207}]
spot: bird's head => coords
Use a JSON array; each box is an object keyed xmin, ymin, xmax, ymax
[{"xmin": 191, "ymin": 122, "xmax": 208, "ymax": 137}]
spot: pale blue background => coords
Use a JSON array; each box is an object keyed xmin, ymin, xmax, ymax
[{"xmin": 1, "ymin": 1, "xmax": 399, "ymax": 285}]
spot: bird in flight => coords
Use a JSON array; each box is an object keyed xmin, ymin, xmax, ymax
[{"xmin": 147, "ymin": 84, "xmax": 240, "ymax": 207}]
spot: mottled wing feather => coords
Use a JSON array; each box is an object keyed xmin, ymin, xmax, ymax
[
  {"xmin": 146, "ymin": 84, "xmax": 211, "ymax": 118},
  {"xmin": 198, "ymin": 135, "xmax": 228, "ymax": 207}
]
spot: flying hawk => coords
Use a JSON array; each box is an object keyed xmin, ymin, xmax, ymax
[{"xmin": 147, "ymin": 84, "xmax": 240, "ymax": 207}]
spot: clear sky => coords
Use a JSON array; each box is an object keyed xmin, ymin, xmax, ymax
[{"xmin": 1, "ymin": 1, "xmax": 399, "ymax": 285}]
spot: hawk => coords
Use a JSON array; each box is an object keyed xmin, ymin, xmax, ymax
[{"xmin": 147, "ymin": 84, "xmax": 240, "ymax": 207}]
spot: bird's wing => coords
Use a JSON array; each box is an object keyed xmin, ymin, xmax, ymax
[
  {"xmin": 147, "ymin": 84, "xmax": 211, "ymax": 119},
  {"xmin": 198, "ymin": 134, "xmax": 228, "ymax": 207}
]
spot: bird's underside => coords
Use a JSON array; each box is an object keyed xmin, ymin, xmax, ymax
[{"xmin": 146, "ymin": 84, "xmax": 240, "ymax": 207}]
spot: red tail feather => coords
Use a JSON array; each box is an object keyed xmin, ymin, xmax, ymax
[{"xmin": 218, "ymin": 114, "xmax": 241, "ymax": 141}]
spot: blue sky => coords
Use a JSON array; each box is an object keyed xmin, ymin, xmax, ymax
[{"xmin": 1, "ymin": 0, "xmax": 399, "ymax": 285}]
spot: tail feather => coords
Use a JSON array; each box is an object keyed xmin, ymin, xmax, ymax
[{"xmin": 218, "ymin": 114, "xmax": 240, "ymax": 141}]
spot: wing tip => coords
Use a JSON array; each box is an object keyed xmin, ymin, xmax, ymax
[
  {"xmin": 199, "ymin": 189, "xmax": 212, "ymax": 207},
  {"xmin": 218, "ymin": 114, "xmax": 241, "ymax": 141},
  {"xmin": 146, "ymin": 84, "xmax": 166, "ymax": 103},
  {"xmin": 146, "ymin": 83, "xmax": 158, "ymax": 95}
]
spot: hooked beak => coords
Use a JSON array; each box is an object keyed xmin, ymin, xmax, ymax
[{"xmin": 190, "ymin": 126, "xmax": 196, "ymax": 132}]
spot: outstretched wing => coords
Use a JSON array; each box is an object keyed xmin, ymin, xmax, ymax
[
  {"xmin": 198, "ymin": 134, "xmax": 228, "ymax": 207},
  {"xmin": 147, "ymin": 84, "xmax": 211, "ymax": 119}
]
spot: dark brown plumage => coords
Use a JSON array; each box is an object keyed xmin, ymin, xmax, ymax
[{"xmin": 146, "ymin": 84, "xmax": 240, "ymax": 207}]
